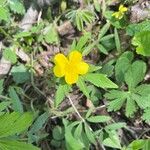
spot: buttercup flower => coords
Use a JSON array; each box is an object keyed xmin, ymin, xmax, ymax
[
  {"xmin": 112, "ymin": 4, "xmax": 127, "ymax": 19},
  {"xmin": 53, "ymin": 51, "xmax": 89, "ymax": 84}
]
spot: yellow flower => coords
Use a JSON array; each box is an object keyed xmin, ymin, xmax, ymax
[
  {"xmin": 112, "ymin": 4, "xmax": 127, "ymax": 19},
  {"xmin": 53, "ymin": 51, "xmax": 89, "ymax": 84}
]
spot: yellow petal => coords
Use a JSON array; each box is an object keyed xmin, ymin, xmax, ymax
[
  {"xmin": 119, "ymin": 5, "xmax": 127, "ymax": 12},
  {"xmin": 76, "ymin": 62, "xmax": 89, "ymax": 75},
  {"xmin": 53, "ymin": 65, "xmax": 65, "ymax": 77},
  {"xmin": 112, "ymin": 12, "xmax": 119, "ymax": 18},
  {"xmin": 54, "ymin": 53, "xmax": 68, "ymax": 65},
  {"xmin": 112, "ymin": 12, "xmax": 123, "ymax": 19},
  {"xmin": 69, "ymin": 51, "xmax": 82, "ymax": 63},
  {"xmin": 53, "ymin": 53, "xmax": 68, "ymax": 77},
  {"xmin": 65, "ymin": 72, "xmax": 78, "ymax": 84}
]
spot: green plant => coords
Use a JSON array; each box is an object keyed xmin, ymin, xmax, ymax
[
  {"xmin": 105, "ymin": 51, "xmax": 150, "ymax": 121},
  {"xmin": 66, "ymin": 8, "xmax": 95, "ymax": 31},
  {"xmin": 0, "ymin": 110, "xmax": 39, "ymax": 150}
]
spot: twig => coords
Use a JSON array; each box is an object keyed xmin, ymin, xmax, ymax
[{"xmin": 67, "ymin": 95, "xmax": 85, "ymax": 122}]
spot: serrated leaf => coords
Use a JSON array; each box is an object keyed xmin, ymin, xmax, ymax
[
  {"xmin": 125, "ymin": 96, "xmax": 137, "ymax": 117},
  {"xmin": 65, "ymin": 127, "xmax": 84, "ymax": 150},
  {"xmin": 29, "ymin": 112, "xmax": 49, "ymax": 134},
  {"xmin": 105, "ymin": 123, "xmax": 126, "ymax": 131},
  {"xmin": 84, "ymin": 123, "xmax": 96, "ymax": 144},
  {"xmin": 3, "ymin": 48, "xmax": 17, "ymax": 64},
  {"xmin": 44, "ymin": 24, "xmax": 59, "ymax": 44},
  {"xmin": 126, "ymin": 20, "xmax": 150, "ymax": 36},
  {"xmin": 88, "ymin": 64, "xmax": 102, "ymax": 73},
  {"xmin": 9, "ymin": 0, "xmax": 25, "ymax": 15},
  {"xmin": 74, "ymin": 123, "xmax": 83, "ymax": 138},
  {"xmin": 87, "ymin": 115, "xmax": 111, "ymax": 123},
  {"xmin": 75, "ymin": 32, "xmax": 91, "ymax": 51},
  {"xmin": 14, "ymin": 31, "xmax": 32, "ymax": 39},
  {"xmin": 105, "ymin": 90, "xmax": 128, "ymax": 112},
  {"xmin": 115, "ymin": 51, "xmax": 133, "ymax": 83},
  {"xmin": 103, "ymin": 131, "xmax": 121, "ymax": 149},
  {"xmin": 97, "ymin": 44, "xmax": 108, "ymax": 55},
  {"xmin": 0, "ymin": 6, "xmax": 10, "ymax": 21},
  {"xmin": 135, "ymin": 84, "xmax": 150, "ymax": 96},
  {"xmin": 0, "ymin": 101, "xmax": 11, "ymax": 112},
  {"xmin": 76, "ymin": 77, "xmax": 90, "ymax": 98},
  {"xmin": 125, "ymin": 61, "xmax": 146, "ymax": 90},
  {"xmin": 115, "ymin": 57, "xmax": 131, "ymax": 83},
  {"xmin": 55, "ymin": 84, "xmax": 71, "ymax": 107},
  {"xmin": 0, "ymin": 112, "xmax": 33, "ymax": 138},
  {"xmin": 0, "ymin": 139, "xmax": 39, "ymax": 150},
  {"xmin": 127, "ymin": 140, "xmax": 146, "ymax": 150},
  {"xmin": 132, "ymin": 31, "xmax": 150, "ymax": 56},
  {"xmin": 142, "ymin": 108, "xmax": 150, "ymax": 122},
  {"xmin": 98, "ymin": 22, "xmax": 110, "ymax": 39},
  {"xmin": 84, "ymin": 73, "xmax": 118, "ymax": 89},
  {"xmin": 8, "ymin": 86, "xmax": 23, "ymax": 113},
  {"xmin": 132, "ymin": 93, "xmax": 150, "ymax": 109}
]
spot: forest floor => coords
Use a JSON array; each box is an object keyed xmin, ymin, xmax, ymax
[{"xmin": 0, "ymin": 0, "xmax": 150, "ymax": 150}]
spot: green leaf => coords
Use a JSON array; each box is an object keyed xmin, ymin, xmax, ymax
[
  {"xmin": 65, "ymin": 127, "xmax": 84, "ymax": 150},
  {"xmin": 114, "ymin": 28, "xmax": 121, "ymax": 53},
  {"xmin": 115, "ymin": 57, "xmax": 131, "ymax": 83},
  {"xmin": 14, "ymin": 31, "xmax": 32, "ymax": 39},
  {"xmin": 136, "ymin": 84, "xmax": 150, "ymax": 96},
  {"xmin": 75, "ymin": 32, "xmax": 91, "ymax": 52},
  {"xmin": 142, "ymin": 108, "xmax": 150, "ymax": 122},
  {"xmin": 8, "ymin": 86, "xmax": 23, "ymax": 113},
  {"xmin": 44, "ymin": 24, "xmax": 59, "ymax": 44},
  {"xmin": 28, "ymin": 112, "xmax": 49, "ymax": 139},
  {"xmin": 84, "ymin": 123, "xmax": 96, "ymax": 144},
  {"xmin": 132, "ymin": 31, "xmax": 150, "ymax": 56},
  {"xmin": 84, "ymin": 73, "xmax": 118, "ymax": 89},
  {"xmin": 0, "ymin": 112, "xmax": 33, "ymax": 138},
  {"xmin": 88, "ymin": 64, "xmax": 102, "ymax": 73},
  {"xmin": 97, "ymin": 44, "xmax": 108, "ymax": 55},
  {"xmin": 87, "ymin": 115, "xmax": 111, "ymax": 123},
  {"xmin": 125, "ymin": 96, "xmax": 137, "ymax": 117},
  {"xmin": 93, "ymin": 0, "xmax": 100, "ymax": 12},
  {"xmin": 105, "ymin": 90, "xmax": 128, "ymax": 112},
  {"xmin": 76, "ymin": 11, "xmax": 83, "ymax": 31},
  {"xmin": 52, "ymin": 126, "xmax": 64, "ymax": 140},
  {"xmin": 0, "ymin": 6, "xmax": 10, "ymax": 21},
  {"xmin": 0, "ymin": 0, "xmax": 7, "ymax": 5},
  {"xmin": 100, "ymin": 34, "xmax": 114, "ymax": 42},
  {"xmin": 126, "ymin": 20, "xmax": 150, "ymax": 36},
  {"xmin": 74, "ymin": 123, "xmax": 83, "ymax": 138},
  {"xmin": 0, "ymin": 79, "xmax": 4, "ymax": 95},
  {"xmin": 98, "ymin": 22, "xmax": 110, "ymax": 39},
  {"xmin": 125, "ymin": 61, "xmax": 146, "ymax": 90},
  {"xmin": 103, "ymin": 131, "xmax": 121, "ymax": 149},
  {"xmin": 11, "ymin": 64, "xmax": 30, "ymax": 84},
  {"xmin": 76, "ymin": 77, "xmax": 90, "ymax": 98},
  {"xmin": 105, "ymin": 122, "xmax": 126, "ymax": 131},
  {"xmin": 55, "ymin": 84, "xmax": 71, "ymax": 107},
  {"xmin": 0, "ymin": 101, "xmax": 11, "ymax": 112},
  {"xmin": 127, "ymin": 139, "xmax": 146, "ymax": 150},
  {"xmin": 115, "ymin": 51, "xmax": 133, "ymax": 83},
  {"xmin": 9, "ymin": 0, "xmax": 25, "ymax": 15},
  {"xmin": 3, "ymin": 48, "xmax": 17, "ymax": 64},
  {"xmin": 0, "ymin": 139, "xmax": 39, "ymax": 150}
]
